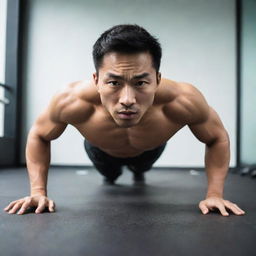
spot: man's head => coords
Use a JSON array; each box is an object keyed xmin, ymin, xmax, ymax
[
  {"xmin": 92, "ymin": 24, "xmax": 162, "ymax": 128},
  {"xmin": 93, "ymin": 24, "xmax": 162, "ymax": 74}
]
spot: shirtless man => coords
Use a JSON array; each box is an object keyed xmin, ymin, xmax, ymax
[{"xmin": 4, "ymin": 24, "xmax": 245, "ymax": 217}]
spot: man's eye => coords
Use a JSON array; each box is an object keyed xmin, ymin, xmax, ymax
[
  {"xmin": 108, "ymin": 81, "xmax": 120, "ymax": 86},
  {"xmin": 136, "ymin": 81, "xmax": 147, "ymax": 86}
]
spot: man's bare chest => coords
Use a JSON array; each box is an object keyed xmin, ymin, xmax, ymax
[{"xmin": 73, "ymin": 107, "xmax": 183, "ymax": 157}]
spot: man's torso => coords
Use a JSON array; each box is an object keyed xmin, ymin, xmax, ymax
[{"xmin": 52, "ymin": 78, "xmax": 205, "ymax": 157}]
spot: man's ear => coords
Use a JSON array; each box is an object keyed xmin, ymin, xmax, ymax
[
  {"xmin": 156, "ymin": 72, "xmax": 161, "ymax": 85},
  {"xmin": 93, "ymin": 72, "xmax": 100, "ymax": 91},
  {"xmin": 93, "ymin": 72, "xmax": 98, "ymax": 85}
]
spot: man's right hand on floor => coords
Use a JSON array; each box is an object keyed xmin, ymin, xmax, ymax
[{"xmin": 3, "ymin": 195, "xmax": 55, "ymax": 215}]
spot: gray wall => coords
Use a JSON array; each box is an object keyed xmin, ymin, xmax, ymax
[
  {"xmin": 0, "ymin": 0, "xmax": 7, "ymax": 137},
  {"xmin": 21, "ymin": 0, "xmax": 236, "ymax": 167},
  {"xmin": 241, "ymin": 0, "xmax": 256, "ymax": 165}
]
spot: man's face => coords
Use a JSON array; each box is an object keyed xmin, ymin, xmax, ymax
[{"xmin": 93, "ymin": 52, "xmax": 161, "ymax": 128}]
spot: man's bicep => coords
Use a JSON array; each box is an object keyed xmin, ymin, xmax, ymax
[
  {"xmin": 30, "ymin": 109, "xmax": 67, "ymax": 141},
  {"xmin": 188, "ymin": 107, "xmax": 229, "ymax": 145},
  {"xmin": 30, "ymin": 93, "xmax": 68, "ymax": 141}
]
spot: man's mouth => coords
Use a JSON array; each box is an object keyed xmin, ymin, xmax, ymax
[{"xmin": 117, "ymin": 111, "xmax": 138, "ymax": 119}]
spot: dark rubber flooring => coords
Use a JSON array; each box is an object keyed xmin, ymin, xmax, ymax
[{"xmin": 0, "ymin": 167, "xmax": 256, "ymax": 256}]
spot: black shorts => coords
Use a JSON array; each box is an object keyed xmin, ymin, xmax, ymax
[{"xmin": 84, "ymin": 139, "xmax": 166, "ymax": 181}]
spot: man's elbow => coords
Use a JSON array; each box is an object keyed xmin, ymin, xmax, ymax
[{"xmin": 206, "ymin": 130, "xmax": 230, "ymax": 147}]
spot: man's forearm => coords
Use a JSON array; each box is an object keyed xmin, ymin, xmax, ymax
[
  {"xmin": 26, "ymin": 131, "xmax": 50, "ymax": 196},
  {"xmin": 205, "ymin": 138, "xmax": 230, "ymax": 198}
]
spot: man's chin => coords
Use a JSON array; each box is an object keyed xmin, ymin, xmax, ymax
[{"xmin": 114, "ymin": 119, "xmax": 140, "ymax": 128}]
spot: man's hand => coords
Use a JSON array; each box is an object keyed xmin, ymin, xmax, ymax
[
  {"xmin": 199, "ymin": 197, "xmax": 245, "ymax": 216},
  {"xmin": 3, "ymin": 195, "xmax": 55, "ymax": 215}
]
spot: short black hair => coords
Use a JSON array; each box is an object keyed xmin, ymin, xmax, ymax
[{"xmin": 93, "ymin": 24, "xmax": 162, "ymax": 74}]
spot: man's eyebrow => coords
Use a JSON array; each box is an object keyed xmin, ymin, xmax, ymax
[
  {"xmin": 133, "ymin": 73, "xmax": 150, "ymax": 80},
  {"xmin": 105, "ymin": 73, "xmax": 124, "ymax": 80},
  {"xmin": 105, "ymin": 72, "xmax": 150, "ymax": 80}
]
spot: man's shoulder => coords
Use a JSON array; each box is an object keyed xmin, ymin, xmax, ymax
[
  {"xmin": 158, "ymin": 78, "xmax": 209, "ymax": 125},
  {"xmin": 65, "ymin": 80, "xmax": 100, "ymax": 103},
  {"xmin": 49, "ymin": 80, "xmax": 99, "ymax": 124}
]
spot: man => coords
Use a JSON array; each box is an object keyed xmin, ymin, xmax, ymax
[{"xmin": 4, "ymin": 24, "xmax": 245, "ymax": 216}]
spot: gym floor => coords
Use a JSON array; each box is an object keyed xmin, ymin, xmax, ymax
[{"xmin": 0, "ymin": 167, "xmax": 255, "ymax": 256}]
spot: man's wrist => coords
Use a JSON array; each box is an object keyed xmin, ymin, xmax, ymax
[
  {"xmin": 206, "ymin": 179, "xmax": 225, "ymax": 198},
  {"xmin": 206, "ymin": 191, "xmax": 223, "ymax": 198},
  {"xmin": 30, "ymin": 187, "xmax": 47, "ymax": 196}
]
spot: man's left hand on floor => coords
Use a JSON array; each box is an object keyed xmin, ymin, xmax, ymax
[{"xmin": 199, "ymin": 197, "xmax": 245, "ymax": 216}]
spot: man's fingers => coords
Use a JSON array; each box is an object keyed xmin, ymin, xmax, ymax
[
  {"xmin": 48, "ymin": 200, "xmax": 55, "ymax": 212},
  {"xmin": 8, "ymin": 202, "xmax": 23, "ymax": 214},
  {"xmin": 199, "ymin": 198, "xmax": 245, "ymax": 217},
  {"xmin": 5, "ymin": 196, "xmax": 55, "ymax": 215},
  {"xmin": 224, "ymin": 201, "xmax": 245, "ymax": 215},
  {"xmin": 200, "ymin": 199, "xmax": 229, "ymax": 216},
  {"xmin": 216, "ymin": 203, "xmax": 229, "ymax": 216},
  {"xmin": 234, "ymin": 204, "xmax": 245, "ymax": 215},
  {"xmin": 35, "ymin": 198, "xmax": 47, "ymax": 214},
  {"xmin": 199, "ymin": 201, "xmax": 209, "ymax": 215},
  {"xmin": 17, "ymin": 200, "xmax": 32, "ymax": 215},
  {"xmin": 4, "ymin": 201, "xmax": 18, "ymax": 212}
]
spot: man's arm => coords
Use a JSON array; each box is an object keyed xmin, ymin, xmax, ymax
[
  {"xmin": 189, "ymin": 106, "xmax": 245, "ymax": 216},
  {"xmin": 4, "ymin": 93, "xmax": 68, "ymax": 214},
  {"xmin": 26, "ymin": 108, "xmax": 67, "ymax": 197},
  {"xmin": 189, "ymin": 107, "xmax": 230, "ymax": 198}
]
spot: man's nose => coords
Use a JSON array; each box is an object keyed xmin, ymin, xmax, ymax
[{"xmin": 119, "ymin": 86, "xmax": 136, "ymax": 107}]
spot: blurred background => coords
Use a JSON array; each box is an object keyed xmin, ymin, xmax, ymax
[{"xmin": 0, "ymin": 0, "xmax": 255, "ymax": 169}]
